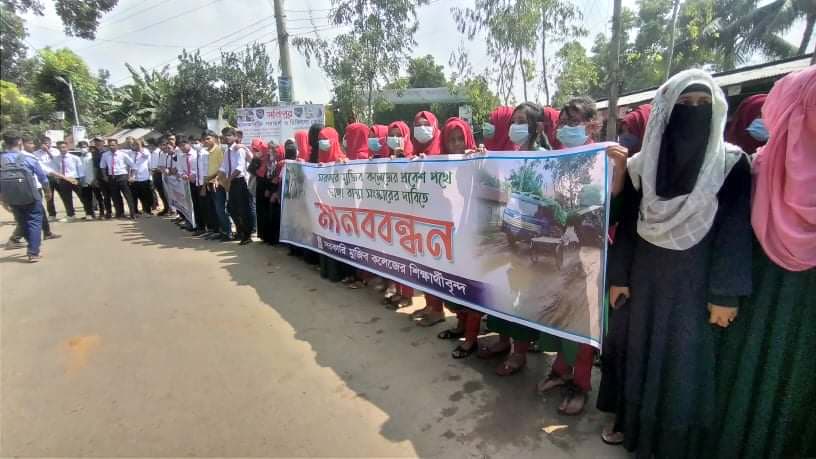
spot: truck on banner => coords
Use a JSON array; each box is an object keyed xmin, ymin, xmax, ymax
[
  {"xmin": 236, "ymin": 104, "xmax": 324, "ymax": 143},
  {"xmin": 163, "ymin": 175, "xmax": 195, "ymax": 227},
  {"xmin": 280, "ymin": 144, "xmax": 612, "ymax": 348}
]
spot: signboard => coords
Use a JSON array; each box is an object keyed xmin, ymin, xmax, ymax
[
  {"xmin": 72, "ymin": 126, "xmax": 87, "ymax": 143},
  {"xmin": 278, "ymin": 76, "xmax": 292, "ymax": 103},
  {"xmin": 45, "ymin": 129, "xmax": 65, "ymax": 142},
  {"xmin": 163, "ymin": 175, "xmax": 196, "ymax": 227},
  {"xmin": 280, "ymin": 144, "xmax": 612, "ymax": 348},
  {"xmin": 236, "ymin": 104, "xmax": 324, "ymax": 144}
]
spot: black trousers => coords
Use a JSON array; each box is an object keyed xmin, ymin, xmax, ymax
[
  {"xmin": 227, "ymin": 178, "xmax": 252, "ymax": 241},
  {"xmin": 270, "ymin": 194, "xmax": 281, "ymax": 244},
  {"xmin": 204, "ymin": 185, "xmax": 219, "ymax": 232},
  {"xmin": 97, "ymin": 180, "xmax": 113, "ymax": 217},
  {"xmin": 45, "ymin": 176, "xmax": 58, "ymax": 217},
  {"xmin": 255, "ymin": 177, "xmax": 273, "ymax": 242},
  {"xmin": 152, "ymin": 171, "xmax": 170, "ymax": 211},
  {"xmin": 190, "ymin": 183, "xmax": 204, "ymax": 229},
  {"xmin": 56, "ymin": 178, "xmax": 82, "ymax": 217},
  {"xmin": 80, "ymin": 185, "xmax": 96, "ymax": 217},
  {"xmin": 109, "ymin": 175, "xmax": 135, "ymax": 217},
  {"xmin": 132, "ymin": 180, "xmax": 154, "ymax": 214}
]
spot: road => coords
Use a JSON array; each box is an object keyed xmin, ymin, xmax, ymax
[{"xmin": 0, "ymin": 207, "xmax": 625, "ymax": 458}]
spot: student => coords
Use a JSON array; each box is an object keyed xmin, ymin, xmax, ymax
[
  {"xmin": 704, "ymin": 66, "xmax": 815, "ymax": 459},
  {"xmin": 293, "ymin": 130, "xmax": 310, "ymax": 161},
  {"xmin": 268, "ymin": 139, "xmax": 293, "ymax": 244},
  {"xmin": 605, "ymin": 70, "xmax": 751, "ymax": 456},
  {"xmin": 316, "ymin": 127, "xmax": 352, "ymax": 281},
  {"xmin": 77, "ymin": 140, "xmax": 97, "ymax": 219},
  {"xmin": 434, "ymin": 117, "xmax": 484, "ymax": 357},
  {"xmin": 617, "ymin": 104, "xmax": 652, "ymax": 155},
  {"xmin": 149, "ymin": 137, "xmax": 169, "ymax": 214},
  {"xmin": 0, "ymin": 133, "xmax": 53, "ymax": 262},
  {"xmin": 100, "ymin": 138, "xmax": 136, "ymax": 219},
  {"xmin": 192, "ymin": 135, "xmax": 211, "ymax": 236},
  {"xmin": 368, "ymin": 124, "xmax": 389, "ymax": 158},
  {"xmin": 34, "ymin": 136, "xmax": 59, "ymax": 218},
  {"xmin": 249, "ymin": 138, "xmax": 273, "ymax": 243},
  {"xmin": 344, "ymin": 122, "xmax": 370, "ymax": 160},
  {"xmin": 173, "ymin": 136, "xmax": 199, "ymax": 231},
  {"xmin": 130, "ymin": 139, "xmax": 153, "ymax": 216},
  {"xmin": 202, "ymin": 131, "xmax": 228, "ymax": 240},
  {"xmin": 725, "ymin": 94, "xmax": 768, "ymax": 155},
  {"xmin": 145, "ymin": 137, "xmax": 161, "ymax": 211},
  {"xmin": 411, "ymin": 111, "xmax": 442, "ymax": 156},
  {"xmin": 482, "ymin": 106, "xmax": 514, "ymax": 151},
  {"xmin": 218, "ymin": 127, "xmax": 253, "ymax": 245},
  {"xmin": 51, "ymin": 140, "xmax": 85, "ymax": 221},
  {"xmin": 91, "ymin": 137, "xmax": 113, "ymax": 219}
]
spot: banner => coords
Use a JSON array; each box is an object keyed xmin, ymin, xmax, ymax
[
  {"xmin": 163, "ymin": 175, "xmax": 195, "ymax": 227},
  {"xmin": 280, "ymin": 144, "xmax": 612, "ymax": 348},
  {"xmin": 236, "ymin": 104, "xmax": 324, "ymax": 143}
]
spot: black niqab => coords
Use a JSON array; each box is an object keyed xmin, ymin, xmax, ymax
[
  {"xmin": 307, "ymin": 123, "xmax": 323, "ymax": 164},
  {"xmin": 655, "ymin": 103, "xmax": 712, "ymax": 198}
]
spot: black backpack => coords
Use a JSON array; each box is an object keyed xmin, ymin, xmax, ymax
[{"xmin": 0, "ymin": 154, "xmax": 39, "ymax": 206}]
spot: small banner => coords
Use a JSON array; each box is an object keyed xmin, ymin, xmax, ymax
[
  {"xmin": 280, "ymin": 145, "xmax": 612, "ymax": 348},
  {"xmin": 236, "ymin": 104, "xmax": 324, "ymax": 143},
  {"xmin": 163, "ymin": 175, "xmax": 195, "ymax": 227}
]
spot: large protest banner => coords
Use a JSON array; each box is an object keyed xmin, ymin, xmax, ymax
[
  {"xmin": 280, "ymin": 144, "xmax": 612, "ymax": 347},
  {"xmin": 163, "ymin": 175, "xmax": 195, "ymax": 227},
  {"xmin": 236, "ymin": 104, "xmax": 325, "ymax": 143}
]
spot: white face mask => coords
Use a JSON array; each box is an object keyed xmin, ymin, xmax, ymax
[
  {"xmin": 413, "ymin": 126, "xmax": 434, "ymax": 143},
  {"xmin": 387, "ymin": 136, "xmax": 403, "ymax": 150},
  {"xmin": 193, "ymin": 143, "xmax": 202, "ymax": 151},
  {"xmin": 508, "ymin": 123, "xmax": 530, "ymax": 145}
]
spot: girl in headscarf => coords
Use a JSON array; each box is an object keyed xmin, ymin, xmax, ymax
[
  {"xmin": 432, "ymin": 117, "xmax": 483, "ymax": 357},
  {"xmin": 343, "ymin": 122, "xmax": 370, "ymax": 160},
  {"xmin": 294, "ymin": 130, "xmax": 310, "ymax": 161},
  {"xmin": 315, "ymin": 127, "xmax": 351, "ymax": 281},
  {"xmin": 368, "ymin": 124, "xmax": 389, "ymax": 158},
  {"xmin": 301, "ymin": 123, "xmax": 325, "ymax": 266},
  {"xmin": 506, "ymin": 102, "xmax": 550, "ymax": 151},
  {"xmin": 618, "ymin": 104, "xmax": 652, "ymax": 155},
  {"xmin": 725, "ymin": 94, "xmax": 768, "ymax": 155},
  {"xmin": 483, "ymin": 106, "xmax": 514, "ymax": 151},
  {"xmin": 249, "ymin": 138, "xmax": 273, "ymax": 244},
  {"xmin": 604, "ymin": 69, "xmax": 751, "ymax": 456},
  {"xmin": 703, "ymin": 67, "xmax": 815, "ymax": 459},
  {"xmin": 267, "ymin": 140, "xmax": 287, "ymax": 244},
  {"xmin": 386, "ymin": 121, "xmax": 414, "ymax": 158},
  {"xmin": 411, "ymin": 111, "xmax": 442, "ymax": 155}
]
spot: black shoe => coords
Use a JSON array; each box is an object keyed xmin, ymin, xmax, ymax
[
  {"xmin": 219, "ymin": 234, "xmax": 234, "ymax": 242},
  {"xmin": 105, "ymin": 214, "xmax": 112, "ymax": 220},
  {"xmin": 44, "ymin": 233, "xmax": 61, "ymax": 240},
  {"xmin": 239, "ymin": 238, "xmax": 252, "ymax": 245},
  {"xmin": 192, "ymin": 229, "xmax": 206, "ymax": 237}
]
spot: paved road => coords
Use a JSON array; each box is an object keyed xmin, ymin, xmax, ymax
[{"xmin": 0, "ymin": 209, "xmax": 625, "ymax": 458}]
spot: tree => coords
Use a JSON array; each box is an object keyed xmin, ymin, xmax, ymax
[
  {"xmin": 537, "ymin": 0, "xmax": 585, "ymax": 105},
  {"xmin": 159, "ymin": 49, "xmax": 218, "ymax": 131},
  {"xmin": 407, "ymin": 54, "xmax": 447, "ymax": 88},
  {"xmin": 294, "ymin": 0, "xmax": 429, "ymax": 122},
  {"xmin": 550, "ymin": 155, "xmax": 595, "ymax": 209},
  {"xmin": 0, "ymin": 4, "xmax": 28, "ymax": 85},
  {"xmin": 32, "ymin": 47, "xmax": 100, "ymax": 122},
  {"xmin": 217, "ymin": 42, "xmax": 277, "ymax": 110},
  {"xmin": 2, "ymin": 0, "xmax": 118, "ymax": 39},
  {"xmin": 552, "ymin": 41, "xmax": 601, "ymax": 107},
  {"xmin": 375, "ymin": 54, "xmax": 451, "ymax": 125},
  {"xmin": 0, "ymin": 80, "xmax": 33, "ymax": 131},
  {"xmin": 509, "ymin": 159, "xmax": 546, "ymax": 197},
  {"xmin": 105, "ymin": 64, "xmax": 172, "ymax": 128}
]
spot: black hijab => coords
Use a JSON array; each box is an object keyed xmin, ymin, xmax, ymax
[
  {"xmin": 307, "ymin": 123, "xmax": 323, "ymax": 164},
  {"xmin": 655, "ymin": 85, "xmax": 712, "ymax": 199},
  {"xmin": 284, "ymin": 140, "xmax": 298, "ymax": 160}
]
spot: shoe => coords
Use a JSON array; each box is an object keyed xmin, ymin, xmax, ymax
[
  {"xmin": 105, "ymin": 214, "xmax": 112, "ymax": 220},
  {"xmin": 43, "ymin": 233, "xmax": 61, "ymax": 240},
  {"xmin": 57, "ymin": 217, "xmax": 69, "ymax": 223},
  {"xmin": 219, "ymin": 234, "xmax": 234, "ymax": 242},
  {"xmin": 27, "ymin": 254, "xmax": 42, "ymax": 263},
  {"xmin": 5, "ymin": 240, "xmax": 25, "ymax": 250},
  {"xmin": 192, "ymin": 229, "xmax": 206, "ymax": 237},
  {"xmin": 239, "ymin": 238, "xmax": 252, "ymax": 245}
]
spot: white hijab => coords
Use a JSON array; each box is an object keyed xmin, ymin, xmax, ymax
[{"xmin": 627, "ymin": 69, "xmax": 743, "ymax": 250}]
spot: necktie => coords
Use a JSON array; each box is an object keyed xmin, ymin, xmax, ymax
[
  {"xmin": 227, "ymin": 146, "xmax": 232, "ymax": 177},
  {"xmin": 62, "ymin": 156, "xmax": 66, "ymax": 175}
]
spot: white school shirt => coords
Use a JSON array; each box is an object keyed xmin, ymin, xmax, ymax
[
  {"xmin": 132, "ymin": 148, "xmax": 152, "ymax": 181},
  {"xmin": 175, "ymin": 150, "xmax": 198, "ymax": 182},
  {"xmin": 194, "ymin": 150, "xmax": 209, "ymax": 186},
  {"xmin": 80, "ymin": 152, "xmax": 95, "ymax": 186},
  {"xmin": 52, "ymin": 153, "xmax": 84, "ymax": 179},
  {"xmin": 218, "ymin": 144, "xmax": 249, "ymax": 179},
  {"xmin": 34, "ymin": 147, "xmax": 58, "ymax": 174},
  {"xmin": 148, "ymin": 147, "xmax": 162, "ymax": 171},
  {"xmin": 100, "ymin": 150, "xmax": 134, "ymax": 176}
]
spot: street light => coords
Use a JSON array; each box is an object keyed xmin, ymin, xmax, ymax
[{"xmin": 55, "ymin": 75, "xmax": 80, "ymax": 126}]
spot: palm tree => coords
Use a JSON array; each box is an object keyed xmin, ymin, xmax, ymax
[{"xmin": 109, "ymin": 64, "xmax": 172, "ymax": 128}]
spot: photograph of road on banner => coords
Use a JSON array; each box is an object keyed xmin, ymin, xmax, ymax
[{"xmin": 280, "ymin": 143, "xmax": 610, "ymax": 347}]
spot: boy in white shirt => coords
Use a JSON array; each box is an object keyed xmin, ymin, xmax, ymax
[{"xmin": 51, "ymin": 140, "xmax": 85, "ymax": 221}]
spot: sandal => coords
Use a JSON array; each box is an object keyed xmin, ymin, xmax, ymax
[
  {"xmin": 477, "ymin": 341, "xmax": 511, "ymax": 360},
  {"xmin": 537, "ymin": 372, "xmax": 567, "ymax": 394},
  {"xmin": 397, "ymin": 297, "xmax": 413, "ymax": 307},
  {"xmin": 437, "ymin": 329, "xmax": 466, "ymax": 340},
  {"xmin": 558, "ymin": 383, "xmax": 588, "ymax": 416},
  {"xmin": 452, "ymin": 343, "xmax": 477, "ymax": 359},
  {"xmin": 601, "ymin": 426, "xmax": 624, "ymax": 445},
  {"xmin": 382, "ymin": 294, "xmax": 399, "ymax": 305},
  {"xmin": 416, "ymin": 313, "xmax": 445, "ymax": 327},
  {"xmin": 495, "ymin": 353, "xmax": 526, "ymax": 376}
]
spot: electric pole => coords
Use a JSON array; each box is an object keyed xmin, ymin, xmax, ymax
[
  {"xmin": 606, "ymin": 0, "xmax": 623, "ymax": 141},
  {"xmin": 273, "ymin": 0, "xmax": 294, "ymax": 102}
]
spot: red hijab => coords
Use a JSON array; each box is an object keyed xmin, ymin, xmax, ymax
[
  {"xmin": 411, "ymin": 111, "xmax": 442, "ymax": 155},
  {"xmin": 484, "ymin": 106, "xmax": 514, "ymax": 151},
  {"xmin": 369, "ymin": 124, "xmax": 389, "ymax": 158},
  {"xmin": 387, "ymin": 121, "xmax": 414, "ymax": 157},
  {"xmin": 344, "ymin": 122, "xmax": 370, "ymax": 160},
  {"xmin": 250, "ymin": 138, "xmax": 270, "ymax": 176},
  {"xmin": 441, "ymin": 117, "xmax": 476, "ymax": 154},
  {"xmin": 294, "ymin": 130, "xmax": 310, "ymax": 161},
  {"xmin": 726, "ymin": 94, "xmax": 768, "ymax": 154},
  {"xmin": 542, "ymin": 107, "xmax": 562, "ymax": 150},
  {"xmin": 620, "ymin": 104, "xmax": 652, "ymax": 154},
  {"xmin": 317, "ymin": 127, "xmax": 345, "ymax": 163}
]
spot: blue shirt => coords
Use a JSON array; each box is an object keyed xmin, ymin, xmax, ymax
[{"xmin": 0, "ymin": 151, "xmax": 50, "ymax": 198}]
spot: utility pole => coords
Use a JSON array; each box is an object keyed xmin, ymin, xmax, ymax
[
  {"xmin": 272, "ymin": 0, "xmax": 294, "ymax": 102},
  {"xmin": 606, "ymin": 0, "xmax": 623, "ymax": 141},
  {"xmin": 665, "ymin": 0, "xmax": 681, "ymax": 81},
  {"xmin": 55, "ymin": 76, "xmax": 80, "ymax": 126}
]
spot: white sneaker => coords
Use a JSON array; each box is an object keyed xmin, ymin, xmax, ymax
[{"xmin": 57, "ymin": 217, "xmax": 69, "ymax": 223}]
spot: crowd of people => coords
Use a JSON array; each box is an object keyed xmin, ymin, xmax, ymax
[{"xmin": 1, "ymin": 66, "xmax": 813, "ymax": 458}]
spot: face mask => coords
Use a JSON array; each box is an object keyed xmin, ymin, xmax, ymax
[
  {"xmin": 413, "ymin": 126, "xmax": 434, "ymax": 143},
  {"xmin": 508, "ymin": 123, "xmax": 530, "ymax": 145},
  {"xmin": 80, "ymin": 147, "xmax": 89, "ymax": 154},
  {"xmin": 482, "ymin": 123, "xmax": 496, "ymax": 138},
  {"xmin": 745, "ymin": 118, "xmax": 769, "ymax": 142},
  {"xmin": 318, "ymin": 139, "xmax": 331, "ymax": 151},
  {"xmin": 387, "ymin": 136, "xmax": 403, "ymax": 150},
  {"xmin": 556, "ymin": 125, "xmax": 588, "ymax": 148},
  {"xmin": 618, "ymin": 133, "xmax": 639, "ymax": 152},
  {"xmin": 193, "ymin": 143, "xmax": 202, "ymax": 150},
  {"xmin": 368, "ymin": 138, "xmax": 382, "ymax": 152}
]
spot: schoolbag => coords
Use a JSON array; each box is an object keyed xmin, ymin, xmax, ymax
[{"xmin": 0, "ymin": 154, "xmax": 39, "ymax": 206}]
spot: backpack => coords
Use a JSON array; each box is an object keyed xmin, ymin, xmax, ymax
[{"xmin": 0, "ymin": 154, "xmax": 39, "ymax": 206}]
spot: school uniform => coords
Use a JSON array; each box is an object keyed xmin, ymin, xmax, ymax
[
  {"xmin": 131, "ymin": 148, "xmax": 153, "ymax": 214},
  {"xmin": 34, "ymin": 147, "xmax": 59, "ymax": 217},
  {"xmin": 193, "ymin": 148, "xmax": 212, "ymax": 232},
  {"xmin": 78, "ymin": 150, "xmax": 97, "ymax": 218},
  {"xmin": 219, "ymin": 144, "xmax": 252, "ymax": 243},
  {"xmin": 100, "ymin": 150, "xmax": 136, "ymax": 218},
  {"xmin": 51, "ymin": 153, "xmax": 85, "ymax": 217},
  {"xmin": 92, "ymin": 148, "xmax": 113, "ymax": 218}
]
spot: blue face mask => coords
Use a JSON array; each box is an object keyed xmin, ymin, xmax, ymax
[
  {"xmin": 745, "ymin": 118, "xmax": 769, "ymax": 142},
  {"xmin": 318, "ymin": 139, "xmax": 331, "ymax": 151},
  {"xmin": 482, "ymin": 123, "xmax": 496, "ymax": 138},
  {"xmin": 368, "ymin": 138, "xmax": 382, "ymax": 152},
  {"xmin": 556, "ymin": 125, "xmax": 588, "ymax": 148}
]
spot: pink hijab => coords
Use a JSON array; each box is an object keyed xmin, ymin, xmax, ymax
[{"xmin": 751, "ymin": 66, "xmax": 816, "ymax": 271}]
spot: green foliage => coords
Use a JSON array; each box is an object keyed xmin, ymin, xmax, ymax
[
  {"xmin": 105, "ymin": 64, "xmax": 172, "ymax": 128},
  {"xmin": 217, "ymin": 42, "xmax": 278, "ymax": 111},
  {"xmin": 3, "ymin": 0, "xmax": 118, "ymax": 39},
  {"xmin": 0, "ymin": 80, "xmax": 33, "ymax": 131},
  {"xmin": 0, "ymin": 5, "xmax": 28, "ymax": 85},
  {"xmin": 509, "ymin": 159, "xmax": 545, "ymax": 197},
  {"xmin": 375, "ymin": 55, "xmax": 454, "ymax": 125},
  {"xmin": 578, "ymin": 184, "xmax": 603, "ymax": 206},
  {"xmin": 550, "ymin": 155, "xmax": 595, "ymax": 209},
  {"xmin": 158, "ymin": 50, "xmax": 218, "ymax": 131},
  {"xmin": 552, "ymin": 41, "xmax": 600, "ymax": 107},
  {"xmin": 32, "ymin": 48, "xmax": 100, "ymax": 122},
  {"xmin": 407, "ymin": 54, "xmax": 447, "ymax": 88}
]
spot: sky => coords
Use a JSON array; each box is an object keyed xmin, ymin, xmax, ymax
[{"xmin": 22, "ymin": 0, "xmax": 812, "ymax": 105}]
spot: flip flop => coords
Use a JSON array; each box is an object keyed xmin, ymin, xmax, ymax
[
  {"xmin": 495, "ymin": 354, "xmax": 526, "ymax": 376},
  {"xmin": 601, "ymin": 428, "xmax": 624, "ymax": 446},
  {"xmin": 452, "ymin": 344, "xmax": 477, "ymax": 359},
  {"xmin": 437, "ymin": 329, "xmax": 466, "ymax": 340}
]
